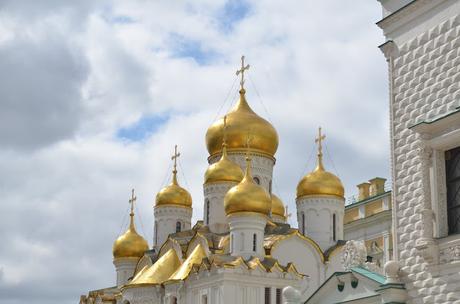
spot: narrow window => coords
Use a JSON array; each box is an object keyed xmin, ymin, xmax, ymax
[
  {"xmin": 269, "ymin": 180, "xmax": 272, "ymax": 194},
  {"xmin": 230, "ymin": 234, "xmax": 233, "ymax": 252},
  {"xmin": 446, "ymin": 147, "xmax": 460, "ymax": 235},
  {"xmin": 176, "ymin": 221, "xmax": 181, "ymax": 233},
  {"xmin": 154, "ymin": 221, "xmax": 158, "ymax": 245},
  {"xmin": 202, "ymin": 295, "xmax": 208, "ymax": 304},
  {"xmin": 241, "ymin": 233, "xmax": 245, "ymax": 251},
  {"xmin": 333, "ymin": 213, "xmax": 337, "ymax": 241},
  {"xmin": 265, "ymin": 287, "xmax": 271, "ymax": 304},
  {"xmin": 172, "ymin": 297, "xmax": 177, "ymax": 304},
  {"xmin": 302, "ymin": 213, "xmax": 305, "ymax": 234},
  {"xmin": 253, "ymin": 233, "xmax": 257, "ymax": 251},
  {"xmin": 253, "ymin": 176, "xmax": 260, "ymax": 185},
  {"xmin": 205, "ymin": 199, "xmax": 210, "ymax": 225},
  {"xmin": 276, "ymin": 288, "xmax": 282, "ymax": 304}
]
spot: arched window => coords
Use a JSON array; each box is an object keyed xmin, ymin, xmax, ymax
[
  {"xmin": 253, "ymin": 176, "xmax": 260, "ymax": 185},
  {"xmin": 176, "ymin": 221, "xmax": 181, "ymax": 233},
  {"xmin": 171, "ymin": 296, "xmax": 177, "ymax": 304},
  {"xmin": 333, "ymin": 213, "xmax": 337, "ymax": 241},
  {"xmin": 205, "ymin": 199, "xmax": 210, "ymax": 225},
  {"xmin": 302, "ymin": 212, "xmax": 305, "ymax": 234},
  {"xmin": 241, "ymin": 232, "xmax": 245, "ymax": 250},
  {"xmin": 253, "ymin": 233, "xmax": 257, "ymax": 251},
  {"xmin": 269, "ymin": 180, "xmax": 272, "ymax": 194},
  {"xmin": 154, "ymin": 221, "xmax": 158, "ymax": 245},
  {"xmin": 230, "ymin": 234, "xmax": 233, "ymax": 252}
]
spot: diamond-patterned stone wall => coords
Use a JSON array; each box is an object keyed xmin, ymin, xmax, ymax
[{"xmin": 391, "ymin": 14, "xmax": 460, "ymax": 304}]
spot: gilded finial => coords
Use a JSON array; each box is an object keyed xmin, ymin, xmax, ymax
[
  {"xmin": 315, "ymin": 127, "xmax": 326, "ymax": 169},
  {"xmin": 171, "ymin": 145, "xmax": 181, "ymax": 185},
  {"xmin": 129, "ymin": 188, "xmax": 137, "ymax": 228},
  {"xmin": 236, "ymin": 55, "xmax": 250, "ymax": 91}
]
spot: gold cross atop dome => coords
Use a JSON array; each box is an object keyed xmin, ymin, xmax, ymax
[
  {"xmin": 171, "ymin": 145, "xmax": 181, "ymax": 174},
  {"xmin": 129, "ymin": 188, "xmax": 137, "ymax": 216},
  {"xmin": 236, "ymin": 55, "xmax": 250, "ymax": 90},
  {"xmin": 315, "ymin": 127, "xmax": 326, "ymax": 158}
]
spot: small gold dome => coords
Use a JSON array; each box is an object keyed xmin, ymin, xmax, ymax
[
  {"xmin": 156, "ymin": 174, "xmax": 192, "ymax": 208},
  {"xmin": 224, "ymin": 156, "xmax": 271, "ymax": 216},
  {"xmin": 296, "ymin": 159, "xmax": 344, "ymax": 199},
  {"xmin": 271, "ymin": 194, "xmax": 285, "ymax": 218},
  {"xmin": 206, "ymin": 89, "xmax": 279, "ymax": 157},
  {"xmin": 204, "ymin": 144, "xmax": 244, "ymax": 184},
  {"xmin": 113, "ymin": 215, "xmax": 149, "ymax": 259}
]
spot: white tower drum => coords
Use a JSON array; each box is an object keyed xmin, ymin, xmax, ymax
[
  {"xmin": 153, "ymin": 146, "xmax": 192, "ymax": 252},
  {"xmin": 296, "ymin": 128, "xmax": 345, "ymax": 251}
]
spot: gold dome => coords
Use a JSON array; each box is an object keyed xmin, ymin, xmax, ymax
[
  {"xmin": 224, "ymin": 156, "xmax": 271, "ymax": 216},
  {"xmin": 296, "ymin": 128, "xmax": 344, "ymax": 199},
  {"xmin": 271, "ymin": 194, "xmax": 286, "ymax": 218},
  {"xmin": 156, "ymin": 146, "xmax": 192, "ymax": 208},
  {"xmin": 204, "ymin": 117, "xmax": 244, "ymax": 185},
  {"xmin": 156, "ymin": 174, "xmax": 192, "ymax": 208},
  {"xmin": 113, "ymin": 202, "xmax": 149, "ymax": 259},
  {"xmin": 206, "ymin": 89, "xmax": 279, "ymax": 157}
]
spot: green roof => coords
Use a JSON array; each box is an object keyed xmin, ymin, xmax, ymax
[{"xmin": 351, "ymin": 266, "xmax": 385, "ymax": 284}]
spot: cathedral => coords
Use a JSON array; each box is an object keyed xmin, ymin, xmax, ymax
[{"xmin": 80, "ymin": 0, "xmax": 460, "ymax": 303}]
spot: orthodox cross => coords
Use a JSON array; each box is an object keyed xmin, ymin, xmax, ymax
[
  {"xmin": 236, "ymin": 55, "xmax": 250, "ymax": 90},
  {"xmin": 172, "ymin": 145, "xmax": 181, "ymax": 173},
  {"xmin": 315, "ymin": 127, "xmax": 326, "ymax": 156},
  {"xmin": 129, "ymin": 188, "xmax": 137, "ymax": 216},
  {"xmin": 285, "ymin": 205, "xmax": 292, "ymax": 220}
]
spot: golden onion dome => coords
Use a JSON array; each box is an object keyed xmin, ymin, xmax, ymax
[
  {"xmin": 156, "ymin": 173, "xmax": 192, "ymax": 208},
  {"xmin": 206, "ymin": 89, "xmax": 279, "ymax": 157},
  {"xmin": 113, "ymin": 210, "xmax": 149, "ymax": 259},
  {"xmin": 271, "ymin": 194, "xmax": 286, "ymax": 218},
  {"xmin": 296, "ymin": 128, "xmax": 344, "ymax": 199},
  {"xmin": 224, "ymin": 155, "xmax": 271, "ymax": 216},
  {"xmin": 204, "ymin": 133, "xmax": 244, "ymax": 184},
  {"xmin": 156, "ymin": 147, "xmax": 192, "ymax": 208}
]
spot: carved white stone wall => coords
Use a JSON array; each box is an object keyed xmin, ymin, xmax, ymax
[
  {"xmin": 378, "ymin": 3, "xmax": 460, "ymax": 303},
  {"xmin": 208, "ymin": 152, "xmax": 275, "ymax": 194},
  {"xmin": 228, "ymin": 213, "xmax": 266, "ymax": 259},
  {"xmin": 113, "ymin": 257, "xmax": 139, "ymax": 288},
  {"xmin": 153, "ymin": 206, "xmax": 192, "ymax": 251},
  {"xmin": 203, "ymin": 182, "xmax": 236, "ymax": 234},
  {"xmin": 296, "ymin": 196, "xmax": 344, "ymax": 251}
]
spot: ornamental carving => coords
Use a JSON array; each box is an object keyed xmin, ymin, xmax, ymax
[{"xmin": 340, "ymin": 240, "xmax": 367, "ymax": 270}]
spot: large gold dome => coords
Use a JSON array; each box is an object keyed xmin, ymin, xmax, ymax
[
  {"xmin": 113, "ymin": 216, "xmax": 149, "ymax": 259},
  {"xmin": 206, "ymin": 89, "xmax": 279, "ymax": 157},
  {"xmin": 204, "ymin": 144, "xmax": 244, "ymax": 184},
  {"xmin": 271, "ymin": 194, "xmax": 286, "ymax": 218},
  {"xmin": 296, "ymin": 161, "xmax": 344, "ymax": 199},
  {"xmin": 224, "ymin": 157, "xmax": 271, "ymax": 216},
  {"xmin": 156, "ymin": 173, "xmax": 192, "ymax": 208}
]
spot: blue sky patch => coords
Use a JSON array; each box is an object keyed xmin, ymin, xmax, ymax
[
  {"xmin": 116, "ymin": 114, "xmax": 169, "ymax": 142},
  {"xmin": 217, "ymin": 0, "xmax": 251, "ymax": 33},
  {"xmin": 169, "ymin": 34, "xmax": 219, "ymax": 65}
]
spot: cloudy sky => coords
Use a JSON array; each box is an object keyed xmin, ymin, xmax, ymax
[{"xmin": 0, "ymin": 1, "xmax": 389, "ymax": 303}]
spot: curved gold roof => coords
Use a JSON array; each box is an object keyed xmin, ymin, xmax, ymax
[
  {"xmin": 206, "ymin": 89, "xmax": 279, "ymax": 157},
  {"xmin": 204, "ymin": 143, "xmax": 244, "ymax": 185},
  {"xmin": 156, "ymin": 149, "xmax": 192, "ymax": 208},
  {"xmin": 127, "ymin": 248, "xmax": 181, "ymax": 287},
  {"xmin": 296, "ymin": 128, "xmax": 344, "ymax": 199},
  {"xmin": 224, "ymin": 156, "xmax": 271, "ymax": 216},
  {"xmin": 271, "ymin": 194, "xmax": 286, "ymax": 218},
  {"xmin": 168, "ymin": 244, "xmax": 207, "ymax": 282},
  {"xmin": 113, "ymin": 210, "xmax": 149, "ymax": 259}
]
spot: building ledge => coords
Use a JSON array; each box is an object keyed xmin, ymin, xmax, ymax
[
  {"xmin": 346, "ymin": 191, "xmax": 391, "ymax": 209},
  {"xmin": 409, "ymin": 107, "xmax": 460, "ymax": 136}
]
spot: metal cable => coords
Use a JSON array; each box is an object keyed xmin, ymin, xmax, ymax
[
  {"xmin": 211, "ymin": 75, "xmax": 239, "ymax": 123},
  {"xmin": 248, "ymin": 75, "xmax": 274, "ymax": 123}
]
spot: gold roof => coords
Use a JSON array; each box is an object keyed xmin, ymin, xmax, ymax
[
  {"xmin": 205, "ymin": 88, "xmax": 278, "ymax": 157},
  {"xmin": 224, "ymin": 155, "xmax": 271, "ymax": 216},
  {"xmin": 127, "ymin": 248, "xmax": 181, "ymax": 287},
  {"xmin": 204, "ymin": 117, "xmax": 244, "ymax": 185},
  {"xmin": 271, "ymin": 194, "xmax": 286, "ymax": 218},
  {"xmin": 113, "ymin": 193, "xmax": 149, "ymax": 259},
  {"xmin": 168, "ymin": 243, "xmax": 207, "ymax": 282},
  {"xmin": 296, "ymin": 128, "xmax": 344, "ymax": 199},
  {"xmin": 156, "ymin": 146, "xmax": 192, "ymax": 208}
]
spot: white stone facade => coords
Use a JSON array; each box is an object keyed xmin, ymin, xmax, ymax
[
  {"xmin": 228, "ymin": 213, "xmax": 266, "ymax": 259},
  {"xmin": 153, "ymin": 205, "xmax": 192, "ymax": 251},
  {"xmin": 203, "ymin": 182, "xmax": 236, "ymax": 234},
  {"xmin": 296, "ymin": 195, "xmax": 345, "ymax": 251},
  {"xmin": 377, "ymin": 0, "xmax": 460, "ymax": 303},
  {"xmin": 113, "ymin": 257, "xmax": 138, "ymax": 288}
]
